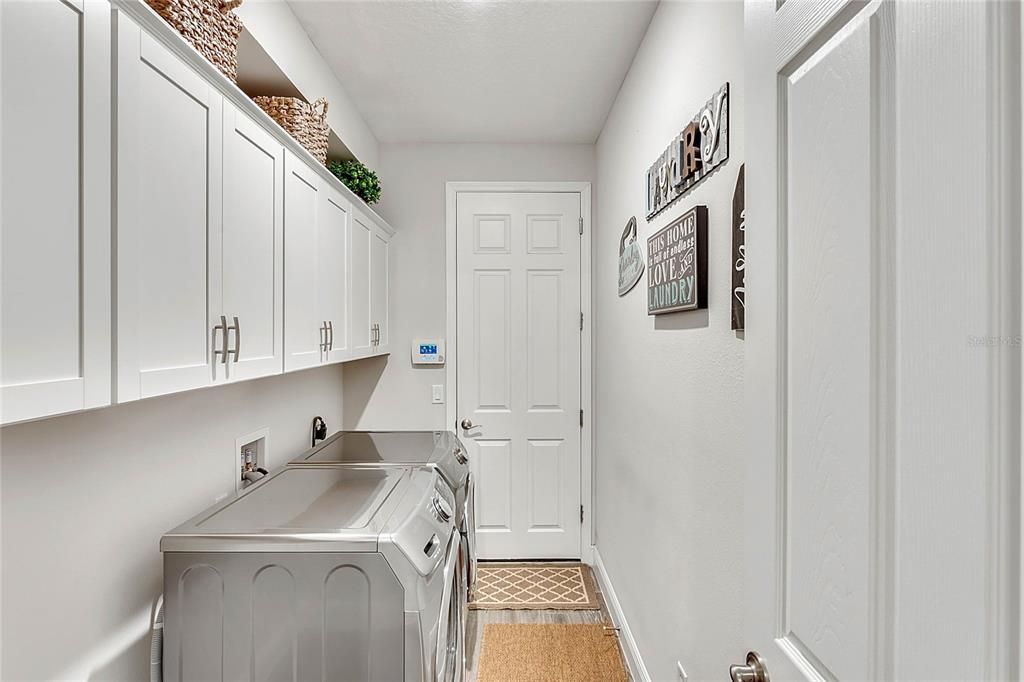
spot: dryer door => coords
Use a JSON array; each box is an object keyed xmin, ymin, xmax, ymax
[{"xmin": 434, "ymin": 533, "xmax": 464, "ymax": 682}]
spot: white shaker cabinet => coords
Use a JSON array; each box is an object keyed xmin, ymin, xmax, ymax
[
  {"xmin": 350, "ymin": 208, "xmax": 392, "ymax": 355},
  {"xmin": 0, "ymin": 0, "xmax": 111, "ymax": 424},
  {"xmin": 221, "ymin": 102, "xmax": 285, "ymax": 382},
  {"xmin": 115, "ymin": 14, "xmax": 224, "ymax": 401},
  {"xmin": 283, "ymin": 152, "xmax": 351, "ymax": 369},
  {"xmin": 370, "ymin": 227, "xmax": 390, "ymax": 350}
]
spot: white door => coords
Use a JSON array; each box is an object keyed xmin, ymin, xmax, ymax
[
  {"xmin": 0, "ymin": 0, "xmax": 110, "ymax": 424},
  {"xmin": 222, "ymin": 102, "xmax": 284, "ymax": 382},
  {"xmin": 349, "ymin": 210, "xmax": 373, "ymax": 355},
  {"xmin": 283, "ymin": 152, "xmax": 324, "ymax": 372},
  {"xmin": 320, "ymin": 187, "xmax": 349, "ymax": 363},
  {"xmin": 115, "ymin": 15, "xmax": 222, "ymax": 401},
  {"xmin": 742, "ymin": 1, "xmax": 1019, "ymax": 680},
  {"xmin": 370, "ymin": 228, "xmax": 390, "ymax": 349},
  {"xmin": 456, "ymin": 192, "xmax": 582, "ymax": 559}
]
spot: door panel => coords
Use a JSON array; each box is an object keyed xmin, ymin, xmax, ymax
[
  {"xmin": 744, "ymin": 1, "xmax": 1018, "ymax": 679},
  {"xmin": 457, "ymin": 192, "xmax": 582, "ymax": 559},
  {"xmin": 349, "ymin": 211, "xmax": 372, "ymax": 353},
  {"xmin": 370, "ymin": 230, "xmax": 389, "ymax": 349},
  {"xmin": 283, "ymin": 153, "xmax": 322, "ymax": 371},
  {"xmin": 223, "ymin": 103, "xmax": 284, "ymax": 381},
  {"xmin": 116, "ymin": 17, "xmax": 221, "ymax": 401},
  {"xmin": 0, "ymin": 0, "xmax": 110, "ymax": 423},
  {"xmin": 320, "ymin": 190, "xmax": 349, "ymax": 362}
]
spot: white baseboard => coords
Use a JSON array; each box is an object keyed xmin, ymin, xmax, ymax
[{"xmin": 589, "ymin": 547, "xmax": 650, "ymax": 682}]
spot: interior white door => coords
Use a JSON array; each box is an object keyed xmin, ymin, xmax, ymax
[
  {"xmin": 283, "ymin": 152, "xmax": 324, "ymax": 372},
  {"xmin": 349, "ymin": 210, "xmax": 373, "ymax": 354},
  {"xmin": 743, "ymin": 1, "xmax": 1019, "ymax": 680},
  {"xmin": 0, "ymin": 0, "xmax": 110, "ymax": 424},
  {"xmin": 320, "ymin": 187, "xmax": 349, "ymax": 363},
  {"xmin": 456, "ymin": 192, "xmax": 582, "ymax": 560},
  {"xmin": 115, "ymin": 14, "xmax": 222, "ymax": 401},
  {"xmin": 370, "ymin": 228, "xmax": 390, "ymax": 349},
  {"xmin": 222, "ymin": 102, "xmax": 283, "ymax": 382}
]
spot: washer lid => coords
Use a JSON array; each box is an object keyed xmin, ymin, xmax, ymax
[
  {"xmin": 160, "ymin": 467, "xmax": 409, "ymax": 553},
  {"xmin": 294, "ymin": 431, "xmax": 451, "ymax": 465}
]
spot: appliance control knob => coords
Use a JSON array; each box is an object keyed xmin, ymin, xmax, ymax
[
  {"xmin": 453, "ymin": 446, "xmax": 467, "ymax": 465},
  {"xmin": 432, "ymin": 494, "xmax": 453, "ymax": 522}
]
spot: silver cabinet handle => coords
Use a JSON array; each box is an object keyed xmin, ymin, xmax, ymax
[
  {"xmin": 321, "ymin": 321, "xmax": 328, "ymax": 351},
  {"xmin": 213, "ymin": 315, "xmax": 229, "ymax": 364},
  {"xmin": 228, "ymin": 316, "xmax": 240, "ymax": 362},
  {"xmin": 327, "ymin": 320, "xmax": 334, "ymax": 350}
]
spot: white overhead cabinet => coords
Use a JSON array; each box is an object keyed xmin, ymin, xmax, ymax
[
  {"xmin": 115, "ymin": 15, "xmax": 225, "ymax": 402},
  {"xmin": 283, "ymin": 154, "xmax": 358, "ymax": 370},
  {"xmin": 4, "ymin": 3, "xmax": 394, "ymax": 419},
  {"xmin": 350, "ymin": 208, "xmax": 393, "ymax": 355},
  {"xmin": 221, "ymin": 103, "xmax": 285, "ymax": 382},
  {"xmin": 0, "ymin": 0, "xmax": 111, "ymax": 425}
]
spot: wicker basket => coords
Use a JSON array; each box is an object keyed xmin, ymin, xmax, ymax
[
  {"xmin": 146, "ymin": 0, "xmax": 243, "ymax": 83},
  {"xmin": 253, "ymin": 96, "xmax": 330, "ymax": 165}
]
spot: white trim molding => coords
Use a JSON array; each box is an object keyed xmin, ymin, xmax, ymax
[
  {"xmin": 445, "ymin": 181, "xmax": 594, "ymax": 561},
  {"xmin": 591, "ymin": 547, "xmax": 650, "ymax": 682}
]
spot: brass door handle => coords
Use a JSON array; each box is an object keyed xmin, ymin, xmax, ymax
[{"xmin": 729, "ymin": 652, "xmax": 769, "ymax": 682}]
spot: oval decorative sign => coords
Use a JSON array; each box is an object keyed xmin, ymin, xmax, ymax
[{"xmin": 617, "ymin": 216, "xmax": 644, "ymax": 296}]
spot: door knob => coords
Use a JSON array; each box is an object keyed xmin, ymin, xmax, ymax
[
  {"xmin": 729, "ymin": 652, "xmax": 769, "ymax": 682},
  {"xmin": 460, "ymin": 418, "xmax": 476, "ymax": 430}
]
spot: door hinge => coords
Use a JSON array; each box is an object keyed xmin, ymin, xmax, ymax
[
  {"xmin": 579, "ymin": 409, "xmax": 584, "ymax": 427},
  {"xmin": 580, "ymin": 312, "xmax": 584, "ymax": 331},
  {"xmin": 580, "ymin": 505, "xmax": 584, "ymax": 524},
  {"xmin": 578, "ymin": 217, "xmax": 584, "ymax": 235}
]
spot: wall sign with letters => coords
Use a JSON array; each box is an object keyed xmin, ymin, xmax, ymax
[
  {"xmin": 647, "ymin": 205, "xmax": 708, "ymax": 314},
  {"xmin": 645, "ymin": 83, "xmax": 730, "ymax": 220},
  {"xmin": 618, "ymin": 216, "xmax": 644, "ymax": 296},
  {"xmin": 731, "ymin": 164, "xmax": 745, "ymax": 330}
]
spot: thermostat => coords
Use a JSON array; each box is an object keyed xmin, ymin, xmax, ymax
[{"xmin": 412, "ymin": 339, "xmax": 445, "ymax": 365}]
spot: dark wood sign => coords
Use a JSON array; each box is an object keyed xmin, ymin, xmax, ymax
[
  {"xmin": 731, "ymin": 164, "xmax": 745, "ymax": 330},
  {"xmin": 647, "ymin": 206, "xmax": 708, "ymax": 315},
  {"xmin": 646, "ymin": 83, "xmax": 730, "ymax": 220},
  {"xmin": 617, "ymin": 216, "xmax": 644, "ymax": 296}
]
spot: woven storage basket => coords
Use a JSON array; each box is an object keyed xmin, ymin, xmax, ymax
[
  {"xmin": 146, "ymin": 0, "xmax": 243, "ymax": 83},
  {"xmin": 253, "ymin": 96, "xmax": 330, "ymax": 165}
]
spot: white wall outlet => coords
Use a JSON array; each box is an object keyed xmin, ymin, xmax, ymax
[
  {"xmin": 676, "ymin": 661, "xmax": 688, "ymax": 682},
  {"xmin": 431, "ymin": 384, "xmax": 444, "ymax": 404}
]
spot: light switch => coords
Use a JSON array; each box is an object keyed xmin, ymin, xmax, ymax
[{"xmin": 431, "ymin": 384, "xmax": 444, "ymax": 404}]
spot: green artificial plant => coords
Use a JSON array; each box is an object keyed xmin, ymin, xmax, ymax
[{"xmin": 327, "ymin": 159, "xmax": 382, "ymax": 205}]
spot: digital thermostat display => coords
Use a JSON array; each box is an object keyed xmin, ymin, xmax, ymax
[{"xmin": 412, "ymin": 339, "xmax": 445, "ymax": 366}]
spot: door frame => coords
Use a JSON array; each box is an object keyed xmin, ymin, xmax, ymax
[{"xmin": 445, "ymin": 181, "xmax": 594, "ymax": 563}]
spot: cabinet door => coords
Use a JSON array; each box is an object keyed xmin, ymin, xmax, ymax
[
  {"xmin": 0, "ymin": 0, "xmax": 111, "ymax": 424},
  {"xmin": 283, "ymin": 152, "xmax": 324, "ymax": 371},
  {"xmin": 370, "ymin": 228, "xmax": 390, "ymax": 350},
  {"xmin": 348, "ymin": 210, "xmax": 373, "ymax": 355},
  {"xmin": 116, "ymin": 16, "xmax": 222, "ymax": 401},
  {"xmin": 320, "ymin": 188, "xmax": 349, "ymax": 363},
  {"xmin": 222, "ymin": 103, "xmax": 284, "ymax": 382}
]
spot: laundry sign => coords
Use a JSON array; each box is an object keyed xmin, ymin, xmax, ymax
[
  {"xmin": 645, "ymin": 83, "xmax": 730, "ymax": 220},
  {"xmin": 647, "ymin": 206, "xmax": 708, "ymax": 315},
  {"xmin": 617, "ymin": 216, "xmax": 644, "ymax": 296}
]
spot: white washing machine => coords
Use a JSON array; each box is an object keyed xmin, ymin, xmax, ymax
[
  {"xmin": 160, "ymin": 465, "xmax": 465, "ymax": 682},
  {"xmin": 289, "ymin": 431, "xmax": 476, "ymax": 597}
]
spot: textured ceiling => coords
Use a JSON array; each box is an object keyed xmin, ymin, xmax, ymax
[{"xmin": 287, "ymin": 0, "xmax": 657, "ymax": 144}]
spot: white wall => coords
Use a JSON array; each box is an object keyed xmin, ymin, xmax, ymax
[
  {"xmin": 343, "ymin": 143, "xmax": 595, "ymax": 430},
  {"xmin": 593, "ymin": 2, "xmax": 745, "ymax": 680},
  {"xmin": 0, "ymin": 366, "xmax": 344, "ymax": 680},
  {"xmin": 235, "ymin": 0, "xmax": 379, "ymax": 168}
]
